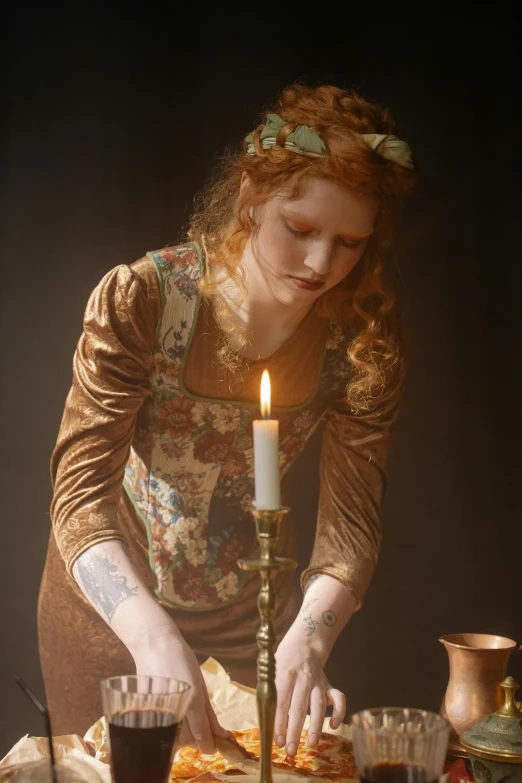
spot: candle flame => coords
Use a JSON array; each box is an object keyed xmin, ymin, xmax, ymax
[{"xmin": 260, "ymin": 370, "xmax": 271, "ymax": 418}]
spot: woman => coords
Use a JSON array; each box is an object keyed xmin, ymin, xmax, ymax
[{"xmin": 38, "ymin": 84, "xmax": 415, "ymax": 756}]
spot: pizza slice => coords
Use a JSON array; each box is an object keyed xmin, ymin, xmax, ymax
[{"xmin": 171, "ymin": 728, "xmax": 357, "ymax": 782}]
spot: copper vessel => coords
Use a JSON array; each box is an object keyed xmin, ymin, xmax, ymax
[{"xmin": 439, "ymin": 633, "xmax": 518, "ymax": 757}]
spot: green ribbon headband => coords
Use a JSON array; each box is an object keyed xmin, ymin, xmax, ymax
[
  {"xmin": 245, "ymin": 113, "xmax": 328, "ymax": 158},
  {"xmin": 361, "ymin": 133, "xmax": 414, "ymax": 170},
  {"xmin": 245, "ymin": 113, "xmax": 414, "ymax": 170}
]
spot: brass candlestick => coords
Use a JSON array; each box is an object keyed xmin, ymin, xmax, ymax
[{"xmin": 238, "ymin": 506, "xmax": 297, "ymax": 783}]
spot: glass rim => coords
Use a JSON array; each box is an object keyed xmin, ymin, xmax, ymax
[
  {"xmin": 350, "ymin": 707, "xmax": 450, "ymax": 736},
  {"xmin": 100, "ymin": 674, "xmax": 191, "ymax": 694}
]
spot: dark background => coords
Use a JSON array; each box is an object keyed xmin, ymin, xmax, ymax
[{"xmin": 2, "ymin": 5, "xmax": 522, "ymax": 757}]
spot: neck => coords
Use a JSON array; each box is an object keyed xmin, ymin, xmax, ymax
[{"xmin": 216, "ymin": 240, "xmax": 312, "ymax": 348}]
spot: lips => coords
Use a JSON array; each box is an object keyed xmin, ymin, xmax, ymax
[{"xmin": 288, "ymin": 276, "xmax": 325, "ymax": 291}]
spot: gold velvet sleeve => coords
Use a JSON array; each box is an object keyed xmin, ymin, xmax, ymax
[
  {"xmin": 50, "ymin": 258, "xmax": 160, "ymax": 576},
  {"xmin": 300, "ymin": 366, "xmax": 405, "ymax": 609}
]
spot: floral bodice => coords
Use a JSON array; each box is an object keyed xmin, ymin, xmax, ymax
[{"xmin": 123, "ymin": 243, "xmax": 352, "ymax": 610}]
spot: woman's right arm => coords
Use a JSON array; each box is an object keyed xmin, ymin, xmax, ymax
[
  {"xmin": 51, "ymin": 260, "xmax": 225, "ymax": 753},
  {"xmin": 73, "ymin": 539, "xmax": 225, "ymax": 752}
]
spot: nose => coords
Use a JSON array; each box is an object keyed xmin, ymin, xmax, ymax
[{"xmin": 303, "ymin": 240, "xmax": 334, "ymax": 278}]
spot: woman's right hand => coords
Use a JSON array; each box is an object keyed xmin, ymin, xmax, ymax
[
  {"xmin": 132, "ymin": 625, "xmax": 229, "ymax": 754},
  {"xmin": 71, "ymin": 542, "xmax": 226, "ymax": 754}
]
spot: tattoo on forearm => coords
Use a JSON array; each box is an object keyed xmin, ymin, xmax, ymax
[
  {"xmin": 303, "ymin": 614, "xmax": 320, "ymax": 637},
  {"xmin": 322, "ymin": 610, "xmax": 338, "ymax": 627},
  {"xmin": 301, "ymin": 598, "xmax": 318, "ymax": 614},
  {"xmin": 75, "ymin": 550, "xmax": 139, "ymax": 623}
]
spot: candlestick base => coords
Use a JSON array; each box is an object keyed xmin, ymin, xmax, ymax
[{"xmin": 238, "ymin": 506, "xmax": 297, "ymax": 783}]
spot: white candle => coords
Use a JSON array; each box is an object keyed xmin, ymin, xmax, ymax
[{"xmin": 253, "ymin": 370, "xmax": 281, "ymax": 510}]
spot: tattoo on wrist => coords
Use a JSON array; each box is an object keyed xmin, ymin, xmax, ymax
[
  {"xmin": 322, "ymin": 610, "xmax": 338, "ymax": 627},
  {"xmin": 75, "ymin": 550, "xmax": 139, "ymax": 623},
  {"xmin": 301, "ymin": 598, "xmax": 318, "ymax": 614},
  {"xmin": 303, "ymin": 614, "xmax": 319, "ymax": 637}
]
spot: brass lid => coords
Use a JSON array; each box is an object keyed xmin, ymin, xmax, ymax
[{"xmin": 460, "ymin": 676, "xmax": 522, "ymax": 764}]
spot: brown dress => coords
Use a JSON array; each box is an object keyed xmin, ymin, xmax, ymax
[{"xmin": 38, "ymin": 252, "xmax": 402, "ymax": 736}]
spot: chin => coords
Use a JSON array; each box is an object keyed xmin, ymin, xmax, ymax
[{"xmin": 278, "ymin": 285, "xmax": 313, "ymax": 305}]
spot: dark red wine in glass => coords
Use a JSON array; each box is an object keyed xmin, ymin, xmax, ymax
[
  {"xmin": 109, "ymin": 708, "xmax": 180, "ymax": 783},
  {"xmin": 360, "ymin": 763, "xmax": 438, "ymax": 783}
]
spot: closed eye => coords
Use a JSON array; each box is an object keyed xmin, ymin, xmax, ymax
[
  {"xmin": 338, "ymin": 237, "xmax": 361, "ymax": 249},
  {"xmin": 285, "ymin": 219, "xmax": 364, "ymax": 248},
  {"xmin": 284, "ymin": 222, "xmax": 311, "ymax": 238}
]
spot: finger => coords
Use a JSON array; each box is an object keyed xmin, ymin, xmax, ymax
[
  {"xmin": 285, "ymin": 679, "xmax": 313, "ymax": 757},
  {"xmin": 306, "ymin": 685, "xmax": 327, "ymax": 747},
  {"xmin": 327, "ymin": 687, "xmax": 346, "ymax": 729},
  {"xmin": 186, "ymin": 693, "xmax": 217, "ymax": 755},
  {"xmin": 202, "ymin": 680, "xmax": 230, "ymax": 739},
  {"xmin": 274, "ymin": 676, "xmax": 294, "ymax": 747},
  {"xmin": 177, "ymin": 718, "xmax": 193, "ymax": 748},
  {"xmin": 178, "ymin": 686, "xmax": 202, "ymax": 747}
]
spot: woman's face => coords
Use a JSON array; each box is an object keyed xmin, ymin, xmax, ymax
[{"xmin": 247, "ymin": 176, "xmax": 379, "ymax": 306}]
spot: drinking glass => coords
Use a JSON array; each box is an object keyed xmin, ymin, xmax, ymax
[
  {"xmin": 101, "ymin": 675, "xmax": 191, "ymax": 783},
  {"xmin": 350, "ymin": 707, "xmax": 450, "ymax": 783}
]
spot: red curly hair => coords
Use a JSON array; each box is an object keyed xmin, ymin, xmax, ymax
[{"xmin": 188, "ymin": 84, "xmax": 415, "ymax": 414}]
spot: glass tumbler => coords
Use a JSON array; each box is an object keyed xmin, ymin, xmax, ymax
[
  {"xmin": 101, "ymin": 675, "xmax": 191, "ymax": 783},
  {"xmin": 351, "ymin": 707, "xmax": 450, "ymax": 783}
]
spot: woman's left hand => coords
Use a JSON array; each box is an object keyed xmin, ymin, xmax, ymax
[{"xmin": 274, "ymin": 639, "xmax": 346, "ymax": 757}]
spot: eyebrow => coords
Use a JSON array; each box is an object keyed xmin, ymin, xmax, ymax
[{"xmin": 283, "ymin": 209, "xmax": 374, "ymax": 241}]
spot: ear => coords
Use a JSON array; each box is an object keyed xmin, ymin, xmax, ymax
[{"xmin": 240, "ymin": 172, "xmax": 250, "ymax": 192}]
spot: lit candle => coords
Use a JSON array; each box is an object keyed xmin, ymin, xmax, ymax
[{"xmin": 253, "ymin": 370, "xmax": 281, "ymax": 510}]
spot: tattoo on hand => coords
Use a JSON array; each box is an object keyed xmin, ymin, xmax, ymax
[
  {"xmin": 301, "ymin": 598, "xmax": 318, "ymax": 614},
  {"xmin": 322, "ymin": 610, "xmax": 338, "ymax": 627},
  {"xmin": 75, "ymin": 550, "xmax": 139, "ymax": 623},
  {"xmin": 303, "ymin": 614, "xmax": 320, "ymax": 637}
]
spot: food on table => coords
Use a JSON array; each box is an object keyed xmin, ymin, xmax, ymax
[{"xmin": 171, "ymin": 728, "xmax": 357, "ymax": 781}]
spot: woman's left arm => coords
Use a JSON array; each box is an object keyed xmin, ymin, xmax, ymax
[
  {"xmin": 274, "ymin": 574, "xmax": 357, "ymax": 755},
  {"xmin": 275, "ymin": 360, "xmax": 405, "ymax": 756}
]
